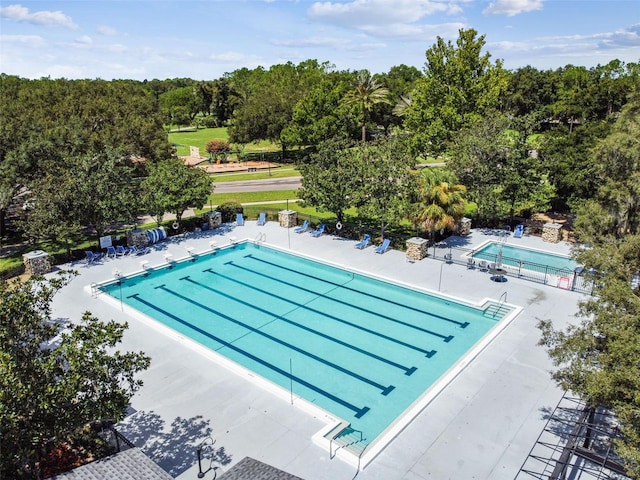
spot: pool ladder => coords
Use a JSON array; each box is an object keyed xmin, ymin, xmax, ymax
[{"xmin": 255, "ymin": 232, "xmax": 266, "ymax": 243}]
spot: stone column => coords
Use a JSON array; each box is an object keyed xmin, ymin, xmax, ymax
[
  {"xmin": 278, "ymin": 210, "xmax": 297, "ymax": 228},
  {"xmin": 458, "ymin": 217, "xmax": 472, "ymax": 236},
  {"xmin": 202, "ymin": 211, "xmax": 222, "ymax": 229},
  {"xmin": 405, "ymin": 237, "xmax": 429, "ymax": 261},
  {"xmin": 542, "ymin": 222, "xmax": 563, "ymax": 243},
  {"xmin": 127, "ymin": 229, "xmax": 150, "ymax": 247},
  {"xmin": 22, "ymin": 250, "xmax": 51, "ymax": 275}
]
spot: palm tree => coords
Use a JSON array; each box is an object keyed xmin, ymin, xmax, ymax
[
  {"xmin": 413, "ymin": 169, "xmax": 467, "ymax": 242},
  {"xmin": 343, "ymin": 70, "xmax": 391, "ymax": 142}
]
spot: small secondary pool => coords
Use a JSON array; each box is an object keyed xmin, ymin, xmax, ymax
[
  {"xmin": 472, "ymin": 241, "xmax": 578, "ymax": 272},
  {"xmin": 98, "ymin": 242, "xmax": 516, "ymax": 463}
]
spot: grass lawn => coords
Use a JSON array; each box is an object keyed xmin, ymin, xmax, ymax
[
  {"xmin": 209, "ymin": 190, "xmax": 299, "ymax": 205},
  {"xmin": 211, "ymin": 167, "xmax": 300, "ymax": 182},
  {"xmin": 168, "ymin": 127, "xmax": 278, "ymax": 157}
]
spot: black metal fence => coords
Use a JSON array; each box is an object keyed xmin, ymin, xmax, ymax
[{"xmin": 430, "ymin": 243, "xmax": 594, "ymax": 295}]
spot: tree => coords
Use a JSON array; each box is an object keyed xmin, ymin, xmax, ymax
[
  {"xmin": 405, "ymin": 28, "xmax": 508, "ymax": 157},
  {"xmin": 141, "ymin": 158, "xmax": 212, "ymax": 226},
  {"xmin": 342, "ymin": 70, "xmax": 391, "ymax": 142},
  {"xmin": 159, "ymin": 86, "xmax": 200, "ymax": 127},
  {"xmin": 354, "ymin": 136, "xmax": 414, "ymax": 237},
  {"xmin": 448, "ymin": 114, "xmax": 554, "ymax": 224},
  {"xmin": 580, "ymin": 95, "xmax": 640, "ymax": 238},
  {"xmin": 539, "ymin": 235, "xmax": 640, "ymax": 479},
  {"xmin": 409, "ymin": 169, "xmax": 467, "ymax": 242},
  {"xmin": 296, "ymin": 136, "xmax": 361, "ymax": 225},
  {"xmin": 0, "ymin": 272, "xmax": 150, "ymax": 479},
  {"xmin": 281, "ymin": 72, "xmax": 359, "ymax": 147}
]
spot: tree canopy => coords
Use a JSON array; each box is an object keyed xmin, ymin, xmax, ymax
[{"xmin": 0, "ymin": 273, "xmax": 150, "ymax": 479}]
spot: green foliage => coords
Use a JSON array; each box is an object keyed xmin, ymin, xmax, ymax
[
  {"xmin": 405, "ymin": 28, "xmax": 508, "ymax": 157},
  {"xmin": 342, "ymin": 70, "xmax": 392, "ymax": 142},
  {"xmin": 539, "ymin": 235, "xmax": 640, "ymax": 478},
  {"xmin": 159, "ymin": 86, "xmax": 200, "ymax": 127},
  {"xmin": 297, "ymin": 136, "xmax": 360, "ymax": 224},
  {"xmin": 408, "ymin": 169, "xmax": 467, "ymax": 240},
  {"xmin": 448, "ymin": 114, "xmax": 554, "ymax": 223},
  {"xmin": 0, "ymin": 272, "xmax": 150, "ymax": 478},
  {"xmin": 142, "ymin": 158, "xmax": 212, "ymax": 225},
  {"xmin": 217, "ymin": 202, "xmax": 244, "ymax": 222}
]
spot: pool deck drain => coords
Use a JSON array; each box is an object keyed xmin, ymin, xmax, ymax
[{"xmin": 51, "ymin": 224, "xmax": 582, "ymax": 480}]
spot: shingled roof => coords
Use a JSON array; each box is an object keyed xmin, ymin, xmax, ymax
[{"xmin": 49, "ymin": 448, "xmax": 173, "ymax": 480}]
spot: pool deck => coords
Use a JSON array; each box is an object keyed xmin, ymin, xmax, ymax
[{"xmin": 50, "ymin": 223, "xmax": 582, "ymax": 480}]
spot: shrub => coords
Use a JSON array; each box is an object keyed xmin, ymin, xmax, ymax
[
  {"xmin": 217, "ymin": 202, "xmax": 243, "ymax": 222},
  {"xmin": 205, "ymin": 139, "xmax": 230, "ymax": 154}
]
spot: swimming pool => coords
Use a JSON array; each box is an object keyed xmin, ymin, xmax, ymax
[
  {"xmin": 97, "ymin": 242, "xmax": 518, "ymax": 466},
  {"xmin": 472, "ymin": 241, "xmax": 578, "ymax": 272}
]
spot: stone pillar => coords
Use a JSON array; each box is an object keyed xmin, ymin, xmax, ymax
[
  {"xmin": 202, "ymin": 211, "xmax": 222, "ymax": 229},
  {"xmin": 127, "ymin": 229, "xmax": 150, "ymax": 247},
  {"xmin": 458, "ymin": 217, "xmax": 472, "ymax": 236},
  {"xmin": 278, "ymin": 210, "xmax": 297, "ymax": 228},
  {"xmin": 405, "ymin": 237, "xmax": 429, "ymax": 261},
  {"xmin": 542, "ymin": 222, "xmax": 563, "ymax": 243},
  {"xmin": 22, "ymin": 250, "xmax": 51, "ymax": 276}
]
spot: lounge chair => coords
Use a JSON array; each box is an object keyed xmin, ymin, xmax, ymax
[
  {"xmin": 85, "ymin": 251, "xmax": 103, "ymax": 264},
  {"xmin": 478, "ymin": 260, "xmax": 488, "ymax": 272},
  {"xmin": 374, "ymin": 238, "xmax": 391, "ymax": 254},
  {"xmin": 129, "ymin": 245, "xmax": 150, "ymax": 255},
  {"xmin": 294, "ymin": 220, "xmax": 309, "ymax": 233},
  {"xmin": 467, "ymin": 257, "xmax": 476, "ymax": 269},
  {"xmin": 354, "ymin": 234, "xmax": 370, "ymax": 249},
  {"xmin": 311, "ymin": 223, "xmax": 325, "ymax": 237},
  {"xmin": 106, "ymin": 246, "xmax": 117, "ymax": 259},
  {"xmin": 513, "ymin": 224, "xmax": 524, "ymax": 238},
  {"xmin": 116, "ymin": 245, "xmax": 130, "ymax": 257},
  {"xmin": 257, "ymin": 212, "xmax": 267, "ymax": 226},
  {"xmin": 236, "ymin": 213, "xmax": 244, "ymax": 226}
]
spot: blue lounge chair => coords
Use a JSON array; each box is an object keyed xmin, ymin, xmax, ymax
[
  {"xmin": 85, "ymin": 251, "xmax": 103, "ymax": 264},
  {"xmin": 374, "ymin": 238, "xmax": 391, "ymax": 254},
  {"xmin": 236, "ymin": 213, "xmax": 244, "ymax": 226},
  {"xmin": 116, "ymin": 245, "xmax": 130, "ymax": 257},
  {"xmin": 129, "ymin": 245, "xmax": 151, "ymax": 255},
  {"xmin": 106, "ymin": 246, "xmax": 117, "ymax": 259},
  {"xmin": 311, "ymin": 223, "xmax": 325, "ymax": 237},
  {"xmin": 294, "ymin": 220, "xmax": 309, "ymax": 233},
  {"xmin": 513, "ymin": 224, "xmax": 524, "ymax": 238},
  {"xmin": 257, "ymin": 212, "xmax": 266, "ymax": 226},
  {"xmin": 354, "ymin": 234, "xmax": 371, "ymax": 249}
]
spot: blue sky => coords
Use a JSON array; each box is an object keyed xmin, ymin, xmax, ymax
[{"xmin": 1, "ymin": 0, "xmax": 638, "ymax": 80}]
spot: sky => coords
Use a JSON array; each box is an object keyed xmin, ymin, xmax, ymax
[{"xmin": 1, "ymin": 0, "xmax": 639, "ymax": 81}]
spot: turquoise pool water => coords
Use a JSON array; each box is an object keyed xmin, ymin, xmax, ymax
[
  {"xmin": 472, "ymin": 242, "xmax": 578, "ymax": 272},
  {"xmin": 100, "ymin": 243, "xmax": 505, "ymax": 448}
]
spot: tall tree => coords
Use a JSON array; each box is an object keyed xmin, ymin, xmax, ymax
[
  {"xmin": 296, "ymin": 136, "xmax": 360, "ymax": 225},
  {"xmin": 354, "ymin": 136, "xmax": 414, "ymax": 237},
  {"xmin": 141, "ymin": 158, "xmax": 212, "ymax": 226},
  {"xmin": 405, "ymin": 28, "xmax": 508, "ymax": 157},
  {"xmin": 572, "ymin": 94, "xmax": 640, "ymax": 240},
  {"xmin": 0, "ymin": 272, "xmax": 150, "ymax": 479},
  {"xmin": 448, "ymin": 114, "xmax": 554, "ymax": 223},
  {"xmin": 410, "ymin": 169, "xmax": 467, "ymax": 242},
  {"xmin": 342, "ymin": 70, "xmax": 391, "ymax": 142},
  {"xmin": 539, "ymin": 234, "xmax": 640, "ymax": 479}
]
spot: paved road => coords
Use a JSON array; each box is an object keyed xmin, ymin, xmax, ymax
[{"xmin": 212, "ymin": 177, "xmax": 301, "ymax": 193}]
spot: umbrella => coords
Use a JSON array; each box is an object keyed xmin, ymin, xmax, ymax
[{"xmin": 496, "ymin": 245, "xmax": 503, "ymax": 269}]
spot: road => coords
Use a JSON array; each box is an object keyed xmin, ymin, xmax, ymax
[{"xmin": 212, "ymin": 177, "xmax": 301, "ymax": 193}]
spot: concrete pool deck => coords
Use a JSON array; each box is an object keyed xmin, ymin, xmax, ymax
[{"xmin": 49, "ymin": 223, "xmax": 583, "ymax": 480}]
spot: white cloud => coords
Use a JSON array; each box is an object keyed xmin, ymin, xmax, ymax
[
  {"xmin": 0, "ymin": 34, "xmax": 45, "ymax": 48},
  {"xmin": 483, "ymin": 0, "xmax": 543, "ymax": 17},
  {"xmin": 96, "ymin": 25, "xmax": 120, "ymax": 36},
  {"xmin": 74, "ymin": 35, "xmax": 93, "ymax": 46},
  {"xmin": 271, "ymin": 35, "xmax": 386, "ymax": 51},
  {"xmin": 359, "ymin": 21, "xmax": 464, "ymax": 40},
  {"xmin": 0, "ymin": 4, "xmax": 78, "ymax": 29},
  {"xmin": 309, "ymin": 0, "xmax": 453, "ymax": 27}
]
